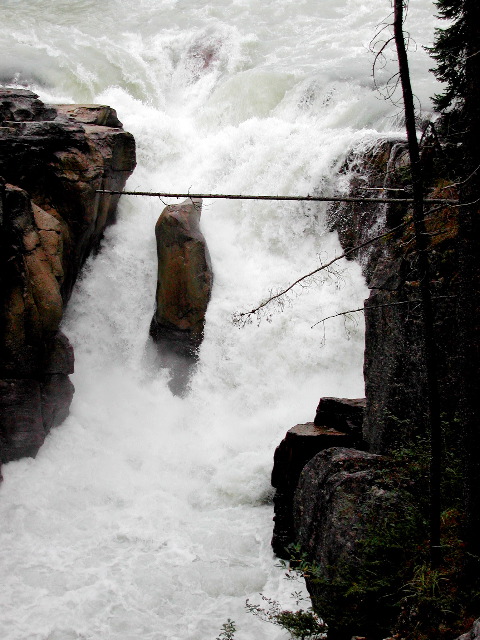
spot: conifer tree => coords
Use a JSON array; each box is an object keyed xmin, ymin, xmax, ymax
[{"xmin": 429, "ymin": 0, "xmax": 469, "ymax": 112}]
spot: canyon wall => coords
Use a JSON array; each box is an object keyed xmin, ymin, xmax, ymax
[
  {"xmin": 272, "ymin": 138, "xmax": 463, "ymax": 639},
  {"xmin": 0, "ymin": 89, "xmax": 136, "ymax": 470}
]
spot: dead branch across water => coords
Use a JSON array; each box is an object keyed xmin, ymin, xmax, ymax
[{"xmin": 96, "ymin": 189, "xmax": 458, "ymax": 205}]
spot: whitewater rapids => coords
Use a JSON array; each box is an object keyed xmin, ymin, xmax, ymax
[{"xmin": 0, "ymin": 1, "xmax": 439, "ymax": 638}]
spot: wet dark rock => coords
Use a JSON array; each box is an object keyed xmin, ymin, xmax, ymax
[
  {"xmin": 282, "ymin": 140, "xmax": 461, "ymax": 638},
  {"xmin": 0, "ymin": 89, "xmax": 136, "ymax": 467},
  {"xmin": 314, "ymin": 397, "xmax": 366, "ymax": 442},
  {"xmin": 328, "ymin": 140, "xmax": 459, "ymax": 453},
  {"xmin": 43, "ymin": 332, "xmax": 75, "ymax": 375},
  {"xmin": 40, "ymin": 374, "xmax": 75, "ymax": 434},
  {"xmin": 0, "ymin": 379, "xmax": 45, "ymax": 461},
  {"xmin": 294, "ymin": 447, "xmax": 417, "ymax": 640},
  {"xmin": 271, "ymin": 421, "xmax": 354, "ymax": 558},
  {"xmin": 294, "ymin": 447, "xmax": 385, "ymax": 570},
  {"xmin": 150, "ymin": 198, "xmax": 213, "ymax": 394},
  {"xmin": 0, "ymin": 88, "xmax": 57, "ymax": 122}
]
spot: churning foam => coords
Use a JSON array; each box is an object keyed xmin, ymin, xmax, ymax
[{"xmin": 0, "ymin": 1, "xmax": 439, "ymax": 638}]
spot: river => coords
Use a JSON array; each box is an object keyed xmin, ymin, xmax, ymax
[{"xmin": 0, "ymin": 1, "xmax": 439, "ymax": 638}]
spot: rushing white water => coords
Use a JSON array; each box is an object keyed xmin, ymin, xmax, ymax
[{"xmin": 0, "ymin": 2, "xmax": 439, "ymax": 639}]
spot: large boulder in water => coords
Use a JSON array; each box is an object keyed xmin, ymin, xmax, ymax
[{"xmin": 150, "ymin": 198, "xmax": 213, "ymax": 359}]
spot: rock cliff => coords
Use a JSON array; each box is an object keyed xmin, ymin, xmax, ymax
[
  {"xmin": 329, "ymin": 139, "xmax": 458, "ymax": 453},
  {"xmin": 0, "ymin": 89, "xmax": 136, "ymax": 470},
  {"xmin": 271, "ymin": 138, "xmax": 465, "ymax": 638}
]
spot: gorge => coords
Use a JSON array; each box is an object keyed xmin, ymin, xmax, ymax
[{"xmin": 0, "ymin": 2, "xmax": 461, "ymax": 640}]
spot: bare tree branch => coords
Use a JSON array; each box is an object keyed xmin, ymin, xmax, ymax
[
  {"xmin": 233, "ymin": 217, "xmax": 415, "ymax": 321},
  {"xmin": 96, "ymin": 189, "xmax": 457, "ymax": 205},
  {"xmin": 310, "ymin": 296, "xmax": 456, "ymax": 328}
]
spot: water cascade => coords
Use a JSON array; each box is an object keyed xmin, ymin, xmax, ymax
[{"xmin": 0, "ymin": 1, "xmax": 439, "ymax": 638}]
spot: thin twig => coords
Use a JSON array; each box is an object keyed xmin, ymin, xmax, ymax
[
  {"xmin": 311, "ymin": 295, "xmax": 456, "ymax": 328},
  {"xmin": 236, "ymin": 218, "xmax": 414, "ymax": 318}
]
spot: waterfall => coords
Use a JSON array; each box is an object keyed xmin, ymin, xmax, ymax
[{"xmin": 0, "ymin": 1, "xmax": 438, "ymax": 638}]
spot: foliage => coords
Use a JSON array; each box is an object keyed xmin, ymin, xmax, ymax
[
  {"xmin": 394, "ymin": 509, "xmax": 480, "ymax": 639},
  {"xmin": 428, "ymin": 0, "xmax": 468, "ymax": 113},
  {"xmin": 215, "ymin": 619, "xmax": 236, "ymax": 640},
  {"xmin": 245, "ymin": 593, "xmax": 326, "ymax": 640}
]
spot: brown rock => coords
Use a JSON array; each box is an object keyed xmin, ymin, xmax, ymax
[
  {"xmin": 150, "ymin": 198, "xmax": 213, "ymax": 357},
  {"xmin": 0, "ymin": 89, "xmax": 136, "ymax": 466},
  {"xmin": 1, "ymin": 184, "xmax": 63, "ymax": 374},
  {"xmin": 55, "ymin": 104, "xmax": 123, "ymax": 128},
  {"xmin": 0, "ymin": 90, "xmax": 136, "ymax": 300}
]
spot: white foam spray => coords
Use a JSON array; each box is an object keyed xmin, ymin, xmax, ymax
[{"xmin": 0, "ymin": 1, "xmax": 439, "ymax": 638}]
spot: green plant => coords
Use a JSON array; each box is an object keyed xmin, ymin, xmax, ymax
[
  {"xmin": 215, "ymin": 619, "xmax": 236, "ymax": 640},
  {"xmin": 245, "ymin": 594, "xmax": 326, "ymax": 640}
]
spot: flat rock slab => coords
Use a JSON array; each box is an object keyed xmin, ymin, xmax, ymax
[
  {"xmin": 314, "ymin": 396, "xmax": 366, "ymax": 441},
  {"xmin": 55, "ymin": 104, "xmax": 123, "ymax": 127},
  {"xmin": 271, "ymin": 421, "xmax": 354, "ymax": 558}
]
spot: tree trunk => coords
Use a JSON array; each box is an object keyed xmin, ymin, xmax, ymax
[{"xmin": 393, "ymin": 0, "xmax": 442, "ymax": 567}]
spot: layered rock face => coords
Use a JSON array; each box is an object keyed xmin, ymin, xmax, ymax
[
  {"xmin": 150, "ymin": 198, "xmax": 213, "ymax": 393},
  {"xmin": 271, "ymin": 140, "xmax": 460, "ymax": 637},
  {"xmin": 0, "ymin": 89, "xmax": 136, "ymax": 467},
  {"xmin": 329, "ymin": 140, "xmax": 458, "ymax": 453},
  {"xmin": 271, "ymin": 398, "xmax": 365, "ymax": 558},
  {"xmin": 294, "ymin": 447, "xmax": 418, "ymax": 640}
]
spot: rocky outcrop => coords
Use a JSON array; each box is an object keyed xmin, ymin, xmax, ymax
[
  {"xmin": 294, "ymin": 447, "xmax": 420, "ymax": 640},
  {"xmin": 271, "ymin": 423, "xmax": 353, "ymax": 558},
  {"xmin": 149, "ymin": 198, "xmax": 212, "ymax": 393},
  {"xmin": 271, "ymin": 398, "xmax": 365, "ymax": 558},
  {"xmin": 0, "ymin": 89, "xmax": 136, "ymax": 300},
  {"xmin": 328, "ymin": 139, "xmax": 459, "ymax": 453},
  {"xmin": 271, "ymin": 138, "xmax": 463, "ymax": 637},
  {"xmin": 150, "ymin": 198, "xmax": 213, "ymax": 355},
  {"xmin": 456, "ymin": 619, "xmax": 480, "ymax": 640},
  {"xmin": 314, "ymin": 397, "xmax": 365, "ymax": 443},
  {"xmin": 0, "ymin": 89, "xmax": 136, "ymax": 467},
  {"xmin": 0, "ymin": 181, "xmax": 75, "ymax": 461}
]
